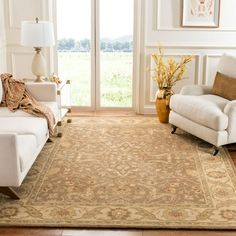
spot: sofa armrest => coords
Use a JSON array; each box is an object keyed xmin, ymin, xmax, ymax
[
  {"xmin": 224, "ymin": 100, "xmax": 236, "ymax": 143},
  {"xmin": 180, "ymin": 85, "xmax": 213, "ymax": 96},
  {"xmin": 25, "ymin": 82, "xmax": 57, "ymax": 102},
  {"xmin": 0, "ymin": 133, "xmax": 21, "ymax": 186}
]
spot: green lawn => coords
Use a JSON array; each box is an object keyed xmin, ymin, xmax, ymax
[{"xmin": 58, "ymin": 52, "xmax": 133, "ymax": 107}]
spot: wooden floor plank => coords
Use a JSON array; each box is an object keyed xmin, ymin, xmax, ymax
[
  {"xmin": 102, "ymin": 231, "xmax": 142, "ymax": 236},
  {"xmin": 61, "ymin": 229, "xmax": 105, "ymax": 236},
  {"xmin": 61, "ymin": 230, "xmax": 142, "ymax": 236},
  {"xmin": 143, "ymin": 230, "xmax": 236, "ymax": 236},
  {"xmin": 0, "ymin": 228, "xmax": 62, "ymax": 236}
]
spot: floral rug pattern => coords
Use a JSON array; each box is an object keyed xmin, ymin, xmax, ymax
[{"xmin": 0, "ymin": 117, "xmax": 236, "ymax": 229}]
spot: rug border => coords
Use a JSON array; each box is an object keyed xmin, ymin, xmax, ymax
[{"xmin": 1, "ymin": 118, "xmax": 236, "ymax": 230}]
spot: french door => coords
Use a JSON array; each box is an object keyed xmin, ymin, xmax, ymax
[{"xmin": 57, "ymin": 0, "xmax": 134, "ymax": 110}]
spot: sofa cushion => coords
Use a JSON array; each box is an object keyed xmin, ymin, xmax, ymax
[
  {"xmin": 0, "ymin": 101, "xmax": 59, "ymax": 125},
  {"xmin": 17, "ymin": 134, "xmax": 37, "ymax": 172},
  {"xmin": 170, "ymin": 94, "xmax": 229, "ymax": 131},
  {"xmin": 0, "ymin": 79, "xmax": 2, "ymax": 103},
  {"xmin": 0, "ymin": 117, "xmax": 48, "ymax": 146},
  {"xmin": 212, "ymin": 72, "xmax": 236, "ymax": 100},
  {"xmin": 0, "ymin": 107, "xmax": 34, "ymax": 117},
  {"xmin": 41, "ymin": 101, "xmax": 59, "ymax": 123}
]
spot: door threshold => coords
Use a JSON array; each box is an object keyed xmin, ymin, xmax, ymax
[{"xmin": 68, "ymin": 110, "xmax": 137, "ymax": 117}]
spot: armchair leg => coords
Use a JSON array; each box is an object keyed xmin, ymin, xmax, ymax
[
  {"xmin": 171, "ymin": 125, "xmax": 177, "ymax": 134},
  {"xmin": 47, "ymin": 138, "xmax": 53, "ymax": 143},
  {"xmin": 0, "ymin": 187, "xmax": 20, "ymax": 200},
  {"xmin": 213, "ymin": 146, "xmax": 220, "ymax": 156}
]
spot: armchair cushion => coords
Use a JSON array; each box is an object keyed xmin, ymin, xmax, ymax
[
  {"xmin": 212, "ymin": 72, "xmax": 236, "ymax": 100},
  {"xmin": 180, "ymin": 85, "xmax": 213, "ymax": 96},
  {"xmin": 170, "ymin": 94, "xmax": 229, "ymax": 131}
]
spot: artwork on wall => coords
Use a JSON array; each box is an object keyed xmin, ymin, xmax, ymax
[{"xmin": 182, "ymin": 0, "xmax": 220, "ymax": 28}]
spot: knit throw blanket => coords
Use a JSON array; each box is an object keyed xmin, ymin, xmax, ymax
[{"xmin": 0, "ymin": 73, "xmax": 55, "ymax": 135}]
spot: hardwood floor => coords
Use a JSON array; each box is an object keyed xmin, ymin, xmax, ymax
[
  {"xmin": 2, "ymin": 228, "xmax": 236, "ymax": 236},
  {"xmin": 0, "ymin": 113, "xmax": 236, "ymax": 236}
]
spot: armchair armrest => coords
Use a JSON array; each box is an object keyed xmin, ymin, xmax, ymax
[
  {"xmin": 224, "ymin": 100, "xmax": 236, "ymax": 115},
  {"xmin": 224, "ymin": 100, "xmax": 236, "ymax": 143},
  {"xmin": 25, "ymin": 82, "xmax": 57, "ymax": 102},
  {"xmin": 180, "ymin": 85, "xmax": 213, "ymax": 96}
]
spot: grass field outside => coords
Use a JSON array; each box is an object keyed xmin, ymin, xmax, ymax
[{"xmin": 58, "ymin": 52, "xmax": 133, "ymax": 107}]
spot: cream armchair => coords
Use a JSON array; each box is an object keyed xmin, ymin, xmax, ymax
[{"xmin": 169, "ymin": 55, "xmax": 236, "ymax": 155}]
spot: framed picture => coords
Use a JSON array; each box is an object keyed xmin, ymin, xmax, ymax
[{"xmin": 182, "ymin": 0, "xmax": 220, "ymax": 28}]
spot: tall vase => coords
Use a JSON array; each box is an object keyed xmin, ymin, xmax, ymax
[{"xmin": 155, "ymin": 87, "xmax": 173, "ymax": 123}]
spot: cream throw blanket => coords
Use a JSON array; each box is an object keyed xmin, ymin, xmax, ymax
[{"xmin": 0, "ymin": 73, "xmax": 55, "ymax": 135}]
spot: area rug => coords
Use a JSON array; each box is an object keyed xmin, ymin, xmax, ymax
[{"xmin": 1, "ymin": 117, "xmax": 236, "ymax": 229}]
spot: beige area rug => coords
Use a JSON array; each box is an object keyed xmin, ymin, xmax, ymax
[{"xmin": 1, "ymin": 117, "xmax": 236, "ymax": 229}]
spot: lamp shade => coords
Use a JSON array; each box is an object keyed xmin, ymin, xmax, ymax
[{"xmin": 21, "ymin": 20, "xmax": 55, "ymax": 47}]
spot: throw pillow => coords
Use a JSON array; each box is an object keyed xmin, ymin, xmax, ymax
[{"xmin": 212, "ymin": 72, "xmax": 236, "ymax": 101}]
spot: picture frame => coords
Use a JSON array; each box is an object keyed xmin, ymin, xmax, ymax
[{"xmin": 182, "ymin": 0, "xmax": 220, "ymax": 28}]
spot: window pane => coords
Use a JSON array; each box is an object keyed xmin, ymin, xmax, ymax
[
  {"xmin": 57, "ymin": 0, "xmax": 91, "ymax": 106},
  {"xmin": 100, "ymin": 0, "xmax": 133, "ymax": 107}
]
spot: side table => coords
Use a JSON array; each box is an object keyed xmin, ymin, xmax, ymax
[{"xmin": 57, "ymin": 80, "xmax": 72, "ymax": 137}]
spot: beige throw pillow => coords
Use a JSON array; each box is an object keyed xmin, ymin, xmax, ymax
[{"xmin": 212, "ymin": 72, "xmax": 236, "ymax": 101}]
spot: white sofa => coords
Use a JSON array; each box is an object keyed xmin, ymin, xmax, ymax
[
  {"xmin": 0, "ymin": 82, "xmax": 59, "ymax": 199},
  {"xmin": 169, "ymin": 55, "xmax": 236, "ymax": 155}
]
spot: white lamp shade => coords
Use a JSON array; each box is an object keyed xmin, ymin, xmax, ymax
[{"xmin": 21, "ymin": 20, "xmax": 55, "ymax": 47}]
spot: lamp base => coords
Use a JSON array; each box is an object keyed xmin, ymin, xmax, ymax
[
  {"xmin": 35, "ymin": 76, "xmax": 44, "ymax": 83},
  {"xmin": 32, "ymin": 47, "xmax": 46, "ymax": 83}
]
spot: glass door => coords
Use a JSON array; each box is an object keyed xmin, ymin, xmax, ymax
[
  {"xmin": 98, "ymin": 0, "xmax": 134, "ymax": 109},
  {"xmin": 57, "ymin": 0, "xmax": 134, "ymax": 110},
  {"xmin": 57, "ymin": 0, "xmax": 92, "ymax": 107}
]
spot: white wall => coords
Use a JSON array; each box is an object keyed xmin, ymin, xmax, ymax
[
  {"xmin": 0, "ymin": 0, "xmax": 54, "ymax": 79},
  {"xmin": 0, "ymin": 0, "xmax": 7, "ymax": 73},
  {"xmin": 1, "ymin": 0, "xmax": 236, "ymax": 113},
  {"xmin": 141, "ymin": 0, "xmax": 236, "ymax": 114}
]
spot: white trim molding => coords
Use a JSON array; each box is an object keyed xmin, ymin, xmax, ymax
[
  {"xmin": 8, "ymin": 0, "xmax": 44, "ymax": 29},
  {"xmin": 203, "ymin": 54, "xmax": 222, "ymax": 85},
  {"xmin": 146, "ymin": 43, "xmax": 236, "ymax": 50},
  {"xmin": 154, "ymin": 0, "xmax": 236, "ymax": 32}
]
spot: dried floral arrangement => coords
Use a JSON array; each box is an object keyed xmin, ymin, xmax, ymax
[{"xmin": 151, "ymin": 48, "xmax": 193, "ymax": 99}]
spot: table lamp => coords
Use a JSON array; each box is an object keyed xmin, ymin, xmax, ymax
[{"xmin": 21, "ymin": 17, "xmax": 55, "ymax": 82}]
